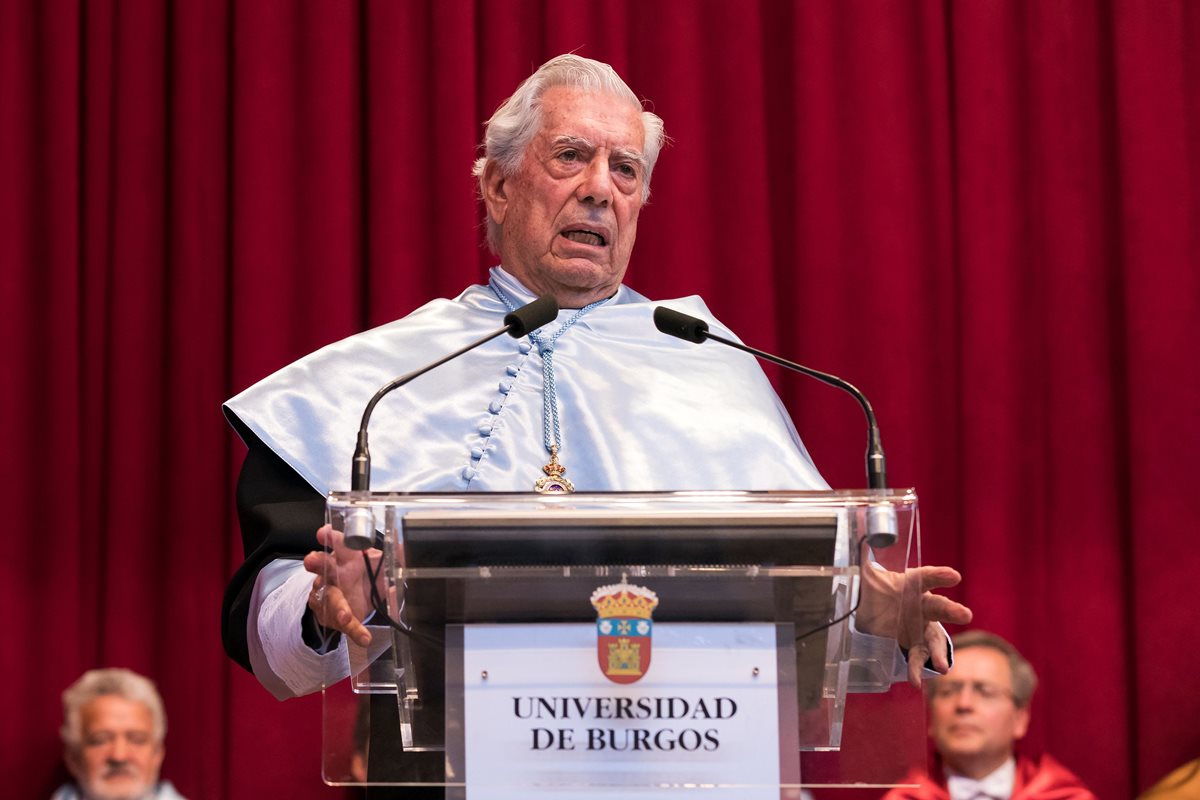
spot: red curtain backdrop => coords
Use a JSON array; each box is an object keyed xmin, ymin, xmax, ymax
[{"xmin": 3, "ymin": 1, "xmax": 1196, "ymax": 797}]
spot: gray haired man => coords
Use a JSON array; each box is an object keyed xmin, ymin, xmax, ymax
[{"xmin": 54, "ymin": 668, "xmax": 186, "ymax": 800}]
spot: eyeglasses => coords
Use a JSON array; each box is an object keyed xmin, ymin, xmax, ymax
[{"xmin": 930, "ymin": 680, "xmax": 1015, "ymax": 703}]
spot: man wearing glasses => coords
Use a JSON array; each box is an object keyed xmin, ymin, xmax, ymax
[{"xmin": 884, "ymin": 630, "xmax": 1096, "ymax": 800}]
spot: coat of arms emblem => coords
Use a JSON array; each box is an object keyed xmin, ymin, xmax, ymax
[{"xmin": 590, "ymin": 580, "xmax": 659, "ymax": 684}]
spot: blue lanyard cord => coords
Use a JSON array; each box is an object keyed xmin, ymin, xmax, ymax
[{"xmin": 489, "ymin": 280, "xmax": 606, "ymax": 454}]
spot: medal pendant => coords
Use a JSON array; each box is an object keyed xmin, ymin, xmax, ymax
[{"xmin": 534, "ymin": 445, "xmax": 575, "ymax": 494}]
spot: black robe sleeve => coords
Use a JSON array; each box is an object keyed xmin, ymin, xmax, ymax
[
  {"xmin": 221, "ymin": 431, "xmax": 326, "ymax": 673},
  {"xmin": 221, "ymin": 433, "xmax": 445, "ymax": 795}
]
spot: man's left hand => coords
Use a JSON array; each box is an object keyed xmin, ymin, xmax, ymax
[{"xmin": 856, "ymin": 563, "xmax": 973, "ymax": 688}]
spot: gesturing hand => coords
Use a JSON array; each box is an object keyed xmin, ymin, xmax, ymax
[
  {"xmin": 302, "ymin": 524, "xmax": 383, "ymax": 648},
  {"xmin": 856, "ymin": 562, "xmax": 973, "ymax": 687}
]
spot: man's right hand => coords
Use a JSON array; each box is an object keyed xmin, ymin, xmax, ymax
[{"xmin": 302, "ymin": 524, "xmax": 380, "ymax": 648}]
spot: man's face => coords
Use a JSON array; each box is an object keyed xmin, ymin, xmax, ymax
[
  {"xmin": 483, "ymin": 85, "xmax": 647, "ymax": 308},
  {"xmin": 67, "ymin": 695, "xmax": 164, "ymax": 800},
  {"xmin": 928, "ymin": 647, "xmax": 1030, "ymax": 775}
]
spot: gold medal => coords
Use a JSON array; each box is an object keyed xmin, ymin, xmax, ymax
[{"xmin": 534, "ymin": 445, "xmax": 575, "ymax": 494}]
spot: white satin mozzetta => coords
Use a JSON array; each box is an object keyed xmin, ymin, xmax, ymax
[{"xmin": 224, "ymin": 267, "xmax": 828, "ymax": 495}]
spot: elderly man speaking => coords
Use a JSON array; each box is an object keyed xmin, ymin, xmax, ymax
[{"xmin": 221, "ymin": 53, "xmax": 972, "ymax": 789}]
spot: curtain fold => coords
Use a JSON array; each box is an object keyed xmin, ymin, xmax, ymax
[{"xmin": 4, "ymin": 1, "xmax": 1196, "ymax": 797}]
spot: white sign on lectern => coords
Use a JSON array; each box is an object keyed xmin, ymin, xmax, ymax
[{"xmin": 461, "ymin": 622, "xmax": 785, "ymax": 799}]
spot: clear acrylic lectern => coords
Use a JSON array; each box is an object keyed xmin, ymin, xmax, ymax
[{"xmin": 318, "ymin": 489, "xmax": 928, "ymax": 796}]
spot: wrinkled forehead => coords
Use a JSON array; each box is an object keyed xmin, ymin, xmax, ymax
[
  {"xmin": 81, "ymin": 695, "xmax": 155, "ymax": 734},
  {"xmin": 535, "ymin": 86, "xmax": 646, "ymax": 154}
]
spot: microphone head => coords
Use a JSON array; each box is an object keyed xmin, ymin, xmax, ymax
[
  {"xmin": 654, "ymin": 306, "xmax": 710, "ymax": 344},
  {"xmin": 504, "ymin": 295, "xmax": 559, "ymax": 337}
]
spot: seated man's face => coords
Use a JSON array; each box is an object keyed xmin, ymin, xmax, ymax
[
  {"xmin": 68, "ymin": 694, "xmax": 164, "ymax": 800},
  {"xmin": 928, "ymin": 646, "xmax": 1030, "ymax": 773}
]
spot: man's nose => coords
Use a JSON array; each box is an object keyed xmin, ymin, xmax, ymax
[
  {"xmin": 576, "ymin": 160, "xmax": 612, "ymax": 207},
  {"xmin": 109, "ymin": 735, "xmax": 130, "ymax": 761},
  {"xmin": 953, "ymin": 686, "xmax": 979, "ymax": 709}
]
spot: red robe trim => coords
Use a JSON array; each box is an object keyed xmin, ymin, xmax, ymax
[{"xmin": 881, "ymin": 754, "xmax": 1098, "ymax": 800}]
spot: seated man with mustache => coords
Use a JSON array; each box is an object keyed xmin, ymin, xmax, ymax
[{"xmin": 54, "ymin": 668, "xmax": 186, "ymax": 800}]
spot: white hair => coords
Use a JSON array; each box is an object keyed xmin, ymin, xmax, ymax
[
  {"xmin": 472, "ymin": 54, "xmax": 667, "ymax": 252},
  {"xmin": 61, "ymin": 668, "xmax": 167, "ymax": 751}
]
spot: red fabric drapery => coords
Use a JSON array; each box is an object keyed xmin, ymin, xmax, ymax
[{"xmin": 3, "ymin": 1, "xmax": 1196, "ymax": 797}]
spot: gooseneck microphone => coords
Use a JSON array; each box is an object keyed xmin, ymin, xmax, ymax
[
  {"xmin": 342, "ymin": 295, "xmax": 558, "ymax": 548},
  {"xmin": 653, "ymin": 306, "xmax": 896, "ymax": 547}
]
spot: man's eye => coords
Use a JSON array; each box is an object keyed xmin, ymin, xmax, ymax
[
  {"xmin": 615, "ymin": 163, "xmax": 637, "ymax": 177},
  {"xmin": 558, "ymin": 150, "xmax": 578, "ymax": 162}
]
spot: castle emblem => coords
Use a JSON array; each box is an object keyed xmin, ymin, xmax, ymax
[{"xmin": 590, "ymin": 580, "xmax": 659, "ymax": 684}]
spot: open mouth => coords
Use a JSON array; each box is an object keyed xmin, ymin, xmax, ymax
[{"xmin": 561, "ymin": 229, "xmax": 607, "ymax": 247}]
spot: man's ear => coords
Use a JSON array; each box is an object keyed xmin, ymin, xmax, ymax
[
  {"xmin": 481, "ymin": 160, "xmax": 508, "ymax": 226},
  {"xmin": 64, "ymin": 747, "xmax": 82, "ymax": 780},
  {"xmin": 1012, "ymin": 706, "xmax": 1031, "ymax": 740},
  {"xmin": 149, "ymin": 741, "xmax": 165, "ymax": 776}
]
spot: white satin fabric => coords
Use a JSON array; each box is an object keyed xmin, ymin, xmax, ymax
[
  {"xmin": 224, "ymin": 267, "xmax": 829, "ymax": 495},
  {"xmin": 223, "ymin": 269, "xmax": 919, "ymax": 700}
]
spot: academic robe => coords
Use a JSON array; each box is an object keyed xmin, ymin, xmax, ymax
[
  {"xmin": 882, "ymin": 754, "xmax": 1099, "ymax": 800},
  {"xmin": 221, "ymin": 268, "xmax": 900, "ymax": 796}
]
